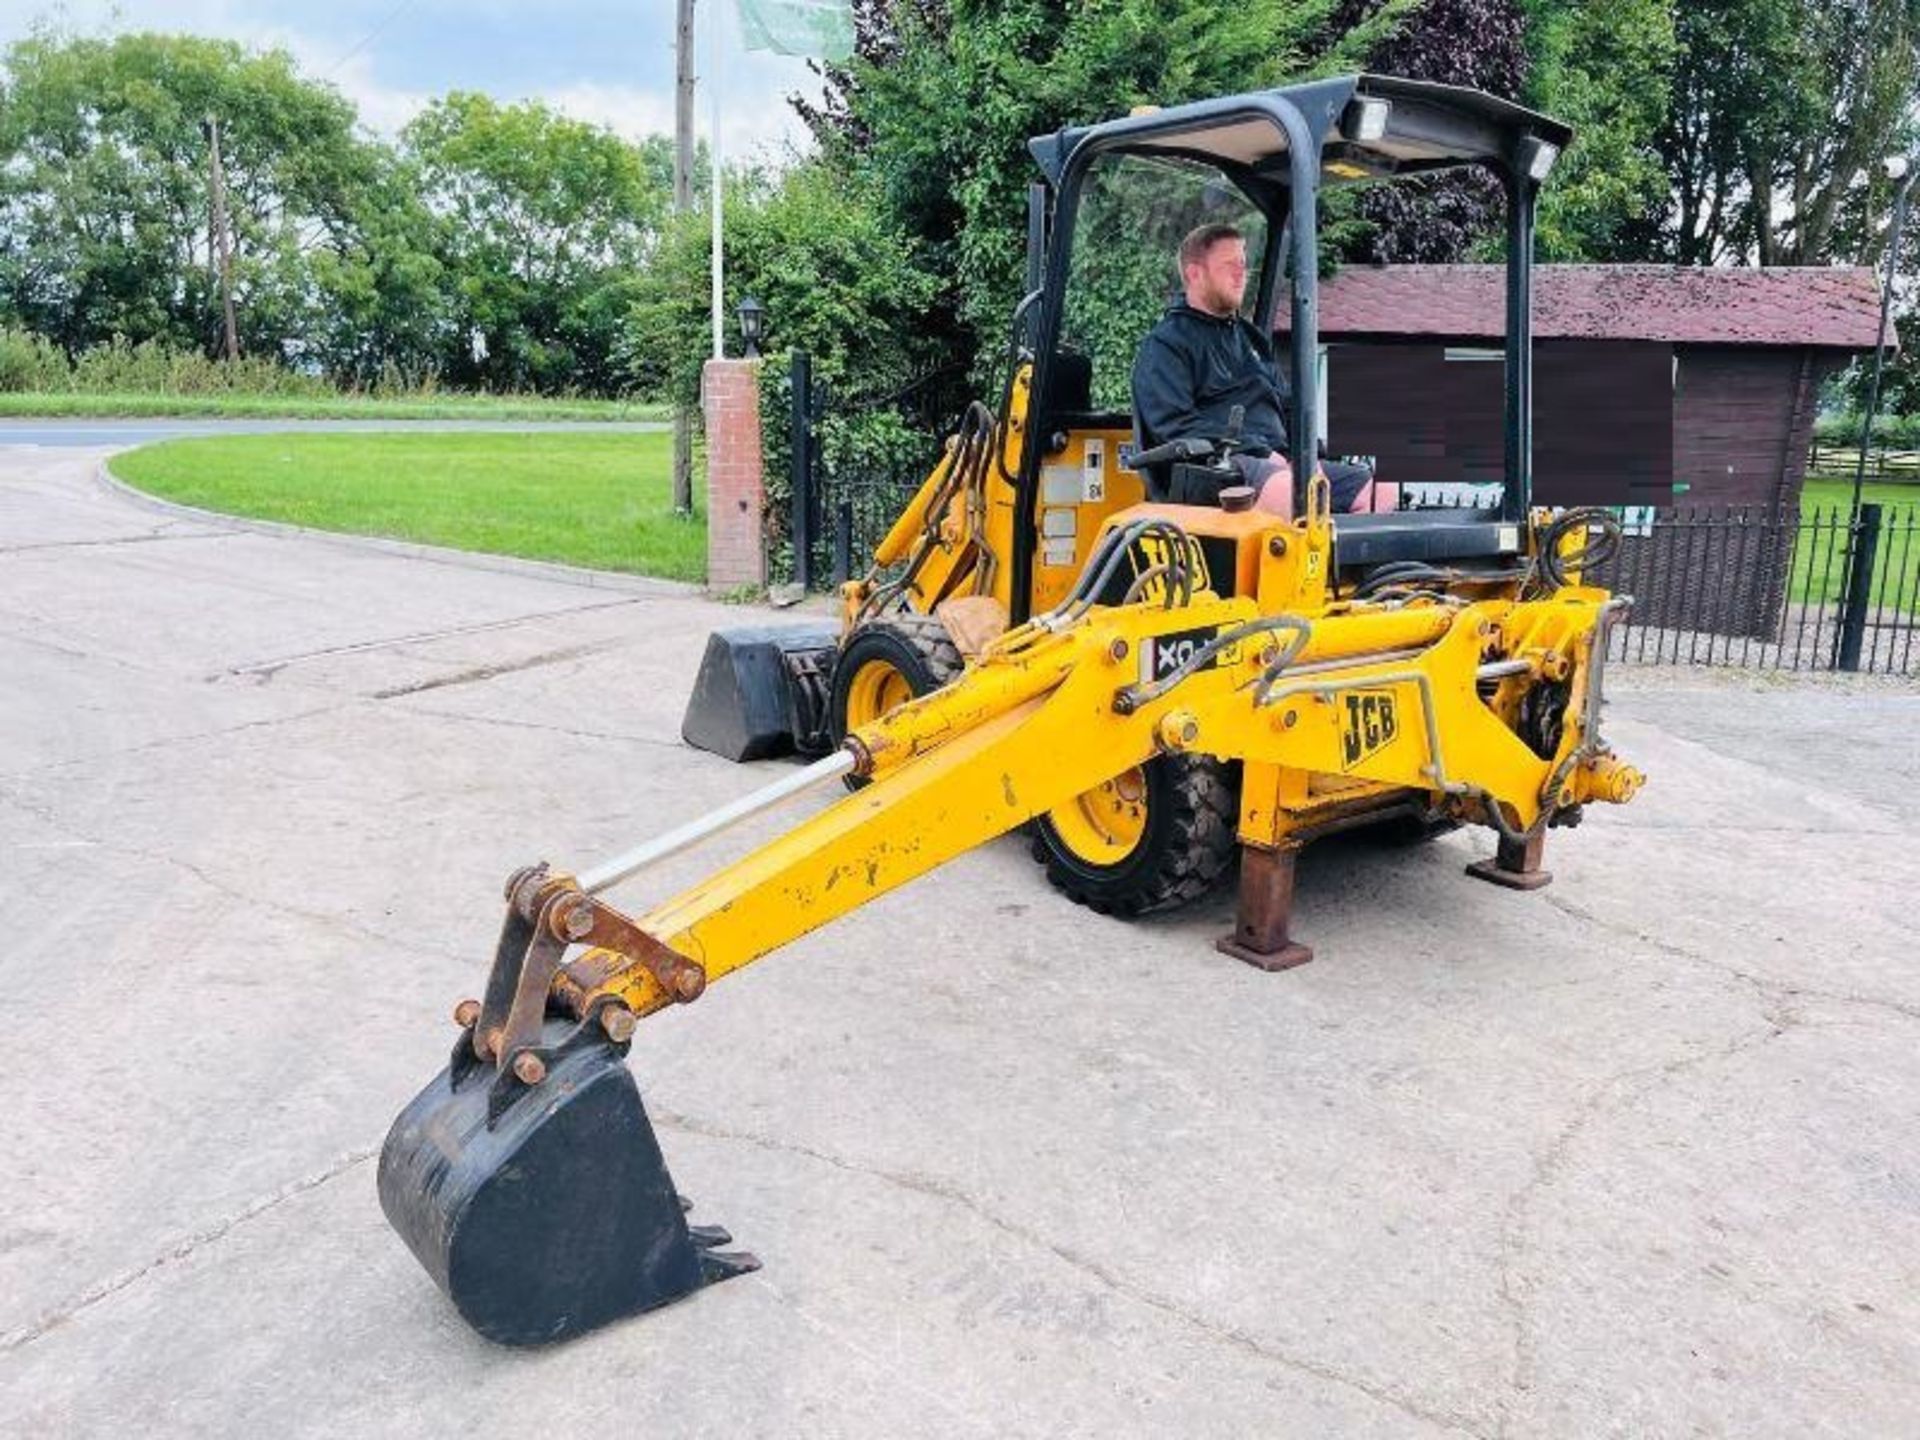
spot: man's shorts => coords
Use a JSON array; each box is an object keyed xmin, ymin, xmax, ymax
[{"xmin": 1230, "ymin": 453, "xmax": 1377, "ymax": 512}]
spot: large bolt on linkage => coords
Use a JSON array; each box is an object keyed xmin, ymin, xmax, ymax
[
  {"xmin": 535, "ymin": 884, "xmax": 708, "ymax": 1005},
  {"xmin": 466, "ymin": 863, "xmax": 709, "ymax": 1087}
]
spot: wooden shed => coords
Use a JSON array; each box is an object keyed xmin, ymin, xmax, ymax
[{"xmin": 1282, "ymin": 264, "xmax": 1887, "ymax": 510}]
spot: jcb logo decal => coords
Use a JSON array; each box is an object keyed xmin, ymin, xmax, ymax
[{"xmin": 1340, "ymin": 690, "xmax": 1399, "ymax": 769}]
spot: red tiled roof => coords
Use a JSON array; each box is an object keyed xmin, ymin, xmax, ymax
[{"xmin": 1277, "ymin": 263, "xmax": 1888, "ymax": 350}]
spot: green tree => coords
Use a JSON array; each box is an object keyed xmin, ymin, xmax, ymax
[
  {"xmin": 302, "ymin": 148, "xmax": 451, "ymax": 385},
  {"xmin": 1521, "ymin": 0, "xmax": 1677, "ymax": 260},
  {"xmin": 403, "ymin": 93, "xmax": 673, "ymax": 393},
  {"xmin": 1653, "ymin": 0, "xmax": 1918, "ymax": 266},
  {"xmin": 624, "ymin": 161, "xmax": 941, "ymax": 406},
  {"xmin": 0, "ymin": 29, "xmax": 414, "ymax": 368},
  {"xmin": 801, "ymin": 0, "xmax": 1409, "ymax": 379}
]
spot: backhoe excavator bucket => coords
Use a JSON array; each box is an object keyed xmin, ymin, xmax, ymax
[{"xmin": 378, "ymin": 1020, "xmax": 756, "ymax": 1346}]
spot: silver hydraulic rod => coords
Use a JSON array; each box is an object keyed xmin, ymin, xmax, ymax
[{"xmin": 576, "ymin": 747, "xmax": 858, "ymax": 895}]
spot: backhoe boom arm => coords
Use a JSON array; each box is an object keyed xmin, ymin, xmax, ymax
[{"xmin": 546, "ymin": 589, "xmax": 1636, "ymax": 1030}]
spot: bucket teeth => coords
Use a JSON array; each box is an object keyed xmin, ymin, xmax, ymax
[
  {"xmin": 697, "ymin": 1248, "xmax": 763, "ymax": 1284},
  {"xmin": 686, "ymin": 1208, "xmax": 761, "ymax": 1281}
]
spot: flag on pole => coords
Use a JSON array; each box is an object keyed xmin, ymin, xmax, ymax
[{"xmin": 735, "ymin": 0, "xmax": 854, "ymax": 61}]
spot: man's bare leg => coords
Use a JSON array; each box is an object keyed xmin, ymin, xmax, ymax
[{"xmin": 1249, "ymin": 457, "xmax": 1296, "ymax": 519}]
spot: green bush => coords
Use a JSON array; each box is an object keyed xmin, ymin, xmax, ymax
[
  {"xmin": 367, "ymin": 359, "xmax": 442, "ymax": 400},
  {"xmin": 625, "ymin": 162, "xmax": 944, "ymax": 411},
  {"xmin": 628, "ymin": 161, "xmax": 949, "ymax": 588},
  {"xmin": 60, "ymin": 338, "xmax": 330, "ymax": 397},
  {"xmin": 1817, "ymin": 411, "xmax": 1920, "ymax": 449},
  {"xmin": 0, "ymin": 322, "xmax": 658, "ymax": 411},
  {"xmin": 0, "ymin": 328, "xmax": 71, "ymax": 391}
]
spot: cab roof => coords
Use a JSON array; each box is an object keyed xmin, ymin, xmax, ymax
[{"xmin": 1027, "ymin": 74, "xmax": 1574, "ymax": 190}]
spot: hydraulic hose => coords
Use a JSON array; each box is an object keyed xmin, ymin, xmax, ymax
[{"xmin": 1537, "ymin": 507, "xmax": 1623, "ymax": 592}]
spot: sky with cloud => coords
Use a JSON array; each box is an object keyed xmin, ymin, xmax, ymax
[{"xmin": 0, "ymin": 0, "xmax": 825, "ymax": 160}]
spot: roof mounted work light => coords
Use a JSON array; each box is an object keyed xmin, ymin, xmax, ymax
[
  {"xmin": 1517, "ymin": 135, "xmax": 1560, "ymax": 182},
  {"xmin": 1341, "ymin": 97, "xmax": 1392, "ymax": 143}
]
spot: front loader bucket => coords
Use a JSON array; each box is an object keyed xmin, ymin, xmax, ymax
[
  {"xmin": 681, "ymin": 623, "xmax": 838, "ymax": 761},
  {"xmin": 378, "ymin": 1025, "xmax": 755, "ymax": 1346}
]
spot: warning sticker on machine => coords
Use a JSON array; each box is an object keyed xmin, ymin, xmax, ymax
[
  {"xmin": 1082, "ymin": 438, "xmax": 1107, "ymax": 502},
  {"xmin": 1339, "ymin": 689, "xmax": 1400, "ymax": 769},
  {"xmin": 1141, "ymin": 625, "xmax": 1240, "ymax": 683}
]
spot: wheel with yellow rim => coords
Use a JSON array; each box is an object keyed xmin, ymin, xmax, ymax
[
  {"xmin": 1043, "ymin": 765, "xmax": 1152, "ymax": 864},
  {"xmin": 1032, "ymin": 754, "xmax": 1238, "ymax": 917},
  {"xmin": 828, "ymin": 614, "xmax": 964, "ymax": 788}
]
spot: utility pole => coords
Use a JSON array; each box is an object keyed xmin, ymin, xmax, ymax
[
  {"xmin": 201, "ymin": 116, "xmax": 240, "ymax": 362},
  {"xmin": 671, "ymin": 0, "xmax": 696, "ymax": 516}
]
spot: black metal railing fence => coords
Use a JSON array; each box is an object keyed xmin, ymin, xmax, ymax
[
  {"xmin": 1581, "ymin": 503, "xmax": 1919, "ymax": 676},
  {"xmin": 1388, "ymin": 495, "xmax": 1920, "ymax": 677},
  {"xmin": 788, "ymin": 350, "xmax": 972, "ymax": 591}
]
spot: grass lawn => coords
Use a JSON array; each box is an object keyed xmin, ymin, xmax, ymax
[
  {"xmin": 110, "ymin": 431, "xmax": 706, "ymax": 582},
  {"xmin": 0, "ymin": 391, "xmax": 669, "ymax": 422},
  {"xmin": 1799, "ymin": 475, "xmax": 1920, "ymax": 511},
  {"xmin": 1785, "ymin": 477, "xmax": 1920, "ymax": 612}
]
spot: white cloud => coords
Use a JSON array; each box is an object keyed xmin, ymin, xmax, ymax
[
  {"xmin": 0, "ymin": 0, "xmax": 821, "ymax": 160},
  {"xmin": 541, "ymin": 74, "xmax": 815, "ymax": 162},
  {"xmin": 326, "ymin": 52, "xmax": 435, "ymax": 136},
  {"xmin": 541, "ymin": 81, "xmax": 679, "ymax": 141}
]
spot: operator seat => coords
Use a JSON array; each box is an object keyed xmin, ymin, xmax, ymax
[{"xmin": 1129, "ymin": 408, "xmax": 1176, "ymax": 503}]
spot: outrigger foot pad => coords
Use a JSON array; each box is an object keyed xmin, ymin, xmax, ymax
[
  {"xmin": 1465, "ymin": 831, "xmax": 1553, "ymax": 891},
  {"xmin": 378, "ymin": 1023, "xmax": 756, "ymax": 1346}
]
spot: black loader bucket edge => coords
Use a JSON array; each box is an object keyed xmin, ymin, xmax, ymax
[{"xmin": 680, "ymin": 623, "xmax": 838, "ymax": 762}]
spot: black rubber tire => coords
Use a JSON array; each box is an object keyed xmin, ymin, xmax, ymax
[
  {"xmin": 829, "ymin": 614, "xmax": 964, "ymax": 788},
  {"xmin": 1031, "ymin": 754, "xmax": 1239, "ymax": 917}
]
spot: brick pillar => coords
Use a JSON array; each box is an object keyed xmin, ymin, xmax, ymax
[{"xmin": 701, "ymin": 357, "xmax": 766, "ymax": 588}]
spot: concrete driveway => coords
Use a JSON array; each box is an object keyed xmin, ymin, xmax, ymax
[{"xmin": 2, "ymin": 447, "xmax": 1917, "ymax": 1438}]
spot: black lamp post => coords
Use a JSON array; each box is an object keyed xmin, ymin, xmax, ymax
[
  {"xmin": 1831, "ymin": 154, "xmax": 1914, "ymax": 670},
  {"xmin": 737, "ymin": 295, "xmax": 766, "ymax": 358},
  {"xmin": 1850, "ymin": 154, "xmax": 1916, "ymax": 518}
]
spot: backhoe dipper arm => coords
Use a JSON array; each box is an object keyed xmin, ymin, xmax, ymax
[{"xmin": 535, "ymin": 591, "xmax": 1629, "ymax": 1034}]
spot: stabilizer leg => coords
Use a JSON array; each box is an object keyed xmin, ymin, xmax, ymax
[{"xmin": 1216, "ymin": 843, "xmax": 1313, "ymax": 971}]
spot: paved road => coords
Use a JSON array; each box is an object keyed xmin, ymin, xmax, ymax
[
  {"xmin": 3, "ymin": 448, "xmax": 1918, "ymax": 1438},
  {"xmin": 0, "ymin": 417, "xmax": 669, "ymax": 447}
]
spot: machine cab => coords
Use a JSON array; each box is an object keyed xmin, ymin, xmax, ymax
[{"xmin": 1011, "ymin": 75, "xmax": 1574, "ymax": 619}]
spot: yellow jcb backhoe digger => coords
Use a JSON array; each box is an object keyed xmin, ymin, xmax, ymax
[{"xmin": 379, "ymin": 74, "xmax": 1644, "ymax": 1347}]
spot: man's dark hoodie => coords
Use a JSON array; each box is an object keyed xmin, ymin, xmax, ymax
[{"xmin": 1130, "ymin": 302, "xmax": 1292, "ymax": 455}]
